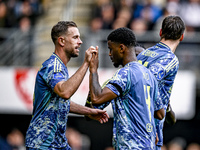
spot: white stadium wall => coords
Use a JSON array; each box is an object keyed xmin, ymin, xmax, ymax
[{"xmin": 0, "ymin": 67, "xmax": 196, "ymax": 120}]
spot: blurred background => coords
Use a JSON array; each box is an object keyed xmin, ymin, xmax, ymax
[{"xmin": 0, "ymin": 0, "xmax": 200, "ymax": 150}]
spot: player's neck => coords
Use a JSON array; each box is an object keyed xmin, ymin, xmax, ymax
[
  {"xmin": 160, "ymin": 39, "xmax": 180, "ymax": 53},
  {"xmin": 123, "ymin": 52, "xmax": 137, "ymax": 66},
  {"xmin": 54, "ymin": 48, "xmax": 70, "ymax": 65}
]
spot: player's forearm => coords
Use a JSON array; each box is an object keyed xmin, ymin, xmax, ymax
[
  {"xmin": 60, "ymin": 62, "xmax": 89, "ymax": 99},
  {"xmin": 89, "ymin": 72, "xmax": 102, "ymax": 103},
  {"xmin": 165, "ymin": 103, "xmax": 176, "ymax": 125},
  {"xmin": 154, "ymin": 108, "xmax": 165, "ymax": 120},
  {"xmin": 166, "ymin": 109, "xmax": 176, "ymax": 125},
  {"xmin": 70, "ymin": 101, "xmax": 93, "ymax": 115},
  {"xmin": 84, "ymin": 92, "xmax": 94, "ymax": 121}
]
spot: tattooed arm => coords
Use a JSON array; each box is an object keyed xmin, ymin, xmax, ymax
[{"xmin": 89, "ymin": 47, "xmax": 117, "ymax": 105}]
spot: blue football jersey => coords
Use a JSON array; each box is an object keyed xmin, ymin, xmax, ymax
[
  {"xmin": 103, "ymin": 61, "xmax": 163, "ymax": 150},
  {"xmin": 137, "ymin": 42, "xmax": 179, "ymax": 146},
  {"xmin": 25, "ymin": 53, "xmax": 71, "ymax": 150}
]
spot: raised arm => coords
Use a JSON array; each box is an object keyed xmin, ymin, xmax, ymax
[
  {"xmin": 54, "ymin": 46, "xmax": 97, "ymax": 99},
  {"xmin": 89, "ymin": 47, "xmax": 117, "ymax": 105}
]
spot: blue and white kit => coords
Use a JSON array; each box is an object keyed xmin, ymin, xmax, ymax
[
  {"xmin": 26, "ymin": 53, "xmax": 71, "ymax": 150},
  {"xmin": 96, "ymin": 61, "xmax": 163, "ymax": 150},
  {"xmin": 137, "ymin": 42, "xmax": 179, "ymax": 148}
]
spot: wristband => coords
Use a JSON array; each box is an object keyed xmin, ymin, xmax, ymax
[
  {"xmin": 86, "ymin": 100, "xmax": 92, "ymax": 105},
  {"xmin": 166, "ymin": 106, "xmax": 171, "ymax": 113}
]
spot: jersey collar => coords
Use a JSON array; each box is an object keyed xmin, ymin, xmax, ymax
[
  {"xmin": 157, "ymin": 42, "xmax": 171, "ymax": 51},
  {"xmin": 124, "ymin": 61, "xmax": 138, "ymax": 67},
  {"xmin": 52, "ymin": 53, "xmax": 65, "ymax": 66}
]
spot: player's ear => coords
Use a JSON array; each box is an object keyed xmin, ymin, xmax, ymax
[
  {"xmin": 119, "ymin": 44, "xmax": 125, "ymax": 53},
  {"xmin": 159, "ymin": 29, "xmax": 162, "ymax": 37},
  {"xmin": 180, "ymin": 33, "xmax": 184, "ymax": 41},
  {"xmin": 58, "ymin": 37, "xmax": 65, "ymax": 47}
]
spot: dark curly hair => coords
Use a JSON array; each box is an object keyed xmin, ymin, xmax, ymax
[
  {"xmin": 51, "ymin": 21, "xmax": 77, "ymax": 44},
  {"xmin": 161, "ymin": 15, "xmax": 185, "ymax": 40},
  {"xmin": 107, "ymin": 27, "xmax": 136, "ymax": 48}
]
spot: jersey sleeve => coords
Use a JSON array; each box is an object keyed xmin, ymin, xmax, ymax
[
  {"xmin": 149, "ymin": 55, "xmax": 179, "ymax": 106},
  {"xmin": 49, "ymin": 71, "xmax": 66, "ymax": 90},
  {"xmin": 106, "ymin": 68, "xmax": 131, "ymax": 97},
  {"xmin": 45, "ymin": 60, "xmax": 68, "ymax": 91},
  {"xmin": 154, "ymin": 85, "xmax": 164, "ymax": 111},
  {"xmin": 93, "ymin": 79, "xmax": 111, "ymax": 109},
  {"xmin": 149, "ymin": 56, "xmax": 179, "ymax": 82},
  {"xmin": 149, "ymin": 62, "xmax": 165, "ymax": 81}
]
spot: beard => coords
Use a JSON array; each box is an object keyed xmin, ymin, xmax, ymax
[
  {"xmin": 70, "ymin": 49, "xmax": 79, "ymax": 57},
  {"xmin": 71, "ymin": 53, "xmax": 79, "ymax": 57},
  {"xmin": 65, "ymin": 47, "xmax": 79, "ymax": 58},
  {"xmin": 113, "ymin": 62, "xmax": 120, "ymax": 68}
]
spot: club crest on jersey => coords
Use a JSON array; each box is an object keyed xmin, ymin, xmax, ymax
[{"xmin": 146, "ymin": 123, "xmax": 153, "ymax": 132}]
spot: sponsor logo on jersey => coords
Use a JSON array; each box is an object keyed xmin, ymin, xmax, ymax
[{"xmin": 142, "ymin": 50, "xmax": 158, "ymax": 58}]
